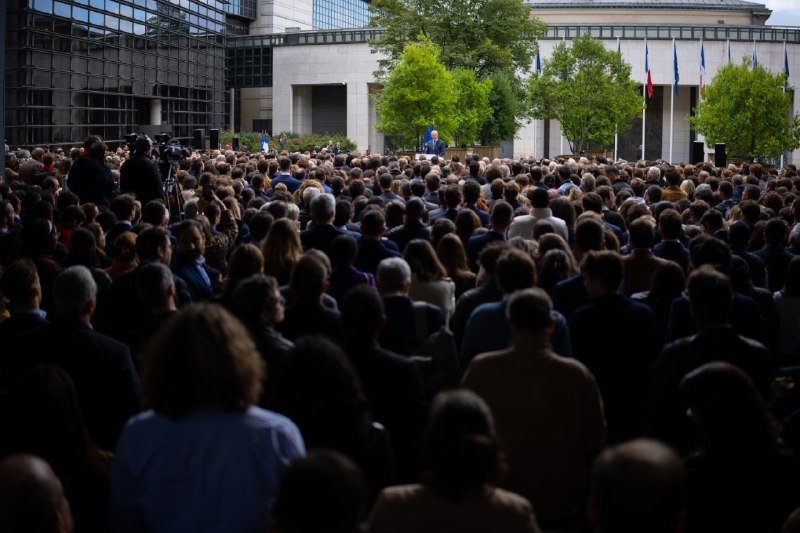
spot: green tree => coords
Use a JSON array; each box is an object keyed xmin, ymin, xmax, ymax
[
  {"xmin": 480, "ymin": 71, "xmax": 522, "ymax": 145},
  {"xmin": 450, "ymin": 69, "xmax": 492, "ymax": 147},
  {"xmin": 369, "ymin": 0, "xmax": 546, "ymax": 81},
  {"xmin": 375, "ymin": 39, "xmax": 457, "ymax": 148},
  {"xmin": 527, "ymin": 34, "xmax": 641, "ymax": 154},
  {"xmin": 689, "ymin": 61, "xmax": 800, "ymax": 160}
]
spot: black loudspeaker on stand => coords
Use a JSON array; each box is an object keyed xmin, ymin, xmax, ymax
[
  {"xmin": 715, "ymin": 143, "xmax": 727, "ymax": 168},
  {"xmin": 209, "ymin": 129, "xmax": 220, "ymax": 150},
  {"xmin": 192, "ymin": 129, "xmax": 204, "ymax": 150},
  {"xmin": 692, "ymin": 141, "xmax": 705, "ymax": 164},
  {"xmin": 714, "ymin": 143, "xmax": 727, "ymax": 168},
  {"xmin": 232, "ymin": 137, "xmax": 240, "ymax": 151}
]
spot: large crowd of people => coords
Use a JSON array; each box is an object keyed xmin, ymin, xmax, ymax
[{"xmin": 1, "ymin": 136, "xmax": 800, "ymax": 532}]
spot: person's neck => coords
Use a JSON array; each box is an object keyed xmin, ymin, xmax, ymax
[
  {"xmin": 153, "ymin": 300, "xmax": 177, "ymax": 315},
  {"xmin": 512, "ymin": 330, "xmax": 552, "ymax": 351},
  {"xmin": 11, "ymin": 302, "xmax": 40, "ymax": 314}
]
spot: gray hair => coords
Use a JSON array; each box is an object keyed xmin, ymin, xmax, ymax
[
  {"xmin": 53, "ymin": 265, "xmax": 97, "ymax": 319},
  {"xmin": 136, "ymin": 262, "xmax": 174, "ymax": 308},
  {"xmin": 647, "ymin": 166, "xmax": 662, "ymax": 181},
  {"xmin": 302, "ymin": 186, "xmax": 321, "ymax": 206},
  {"xmin": 376, "ymin": 257, "xmax": 411, "ymax": 292},
  {"xmin": 310, "ymin": 193, "xmax": 336, "ymax": 223}
]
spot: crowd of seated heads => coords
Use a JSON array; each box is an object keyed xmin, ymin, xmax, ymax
[{"xmin": 2, "ymin": 139, "xmax": 800, "ymax": 531}]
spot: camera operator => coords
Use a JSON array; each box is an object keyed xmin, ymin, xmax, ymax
[{"xmin": 120, "ymin": 136, "xmax": 165, "ymax": 207}]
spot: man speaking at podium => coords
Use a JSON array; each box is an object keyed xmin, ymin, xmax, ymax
[{"xmin": 424, "ymin": 130, "xmax": 446, "ymax": 158}]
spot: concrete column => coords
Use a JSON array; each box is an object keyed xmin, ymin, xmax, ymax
[
  {"xmin": 292, "ymin": 85, "xmax": 313, "ymax": 134},
  {"xmin": 347, "ymin": 82, "xmax": 369, "ymax": 152},
  {"xmin": 367, "ymin": 84, "xmax": 383, "ymax": 154},
  {"xmin": 150, "ymin": 99, "xmax": 162, "ymax": 126}
]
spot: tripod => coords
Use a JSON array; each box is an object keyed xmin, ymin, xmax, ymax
[{"xmin": 160, "ymin": 160, "xmax": 184, "ymax": 224}]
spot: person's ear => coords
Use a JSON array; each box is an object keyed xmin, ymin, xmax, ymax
[
  {"xmin": 546, "ymin": 316, "xmax": 556, "ymax": 336},
  {"xmin": 86, "ymin": 298, "xmax": 97, "ymax": 317}
]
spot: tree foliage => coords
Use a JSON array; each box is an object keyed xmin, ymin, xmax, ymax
[
  {"xmin": 527, "ymin": 34, "xmax": 641, "ymax": 154},
  {"xmin": 369, "ymin": 0, "xmax": 546, "ymax": 81},
  {"xmin": 689, "ymin": 61, "xmax": 800, "ymax": 160},
  {"xmin": 480, "ymin": 71, "xmax": 522, "ymax": 146},
  {"xmin": 375, "ymin": 39, "xmax": 457, "ymax": 147},
  {"xmin": 450, "ymin": 69, "xmax": 493, "ymax": 147}
]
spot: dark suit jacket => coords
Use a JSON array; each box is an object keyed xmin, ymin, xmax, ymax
[
  {"xmin": 346, "ymin": 340, "xmax": 428, "ymax": 481},
  {"xmin": 271, "ymin": 173, "xmax": 303, "ymax": 193},
  {"xmin": 552, "ymin": 273, "xmax": 589, "ymax": 324},
  {"xmin": 571, "ymin": 295, "xmax": 660, "ymax": 442},
  {"xmin": 0, "ymin": 311, "xmax": 49, "ymax": 390},
  {"xmin": 385, "ymin": 220, "xmax": 431, "ymax": 253},
  {"xmin": 22, "ymin": 319, "xmax": 143, "ymax": 449},
  {"xmin": 649, "ymin": 324, "xmax": 774, "ymax": 450},
  {"xmin": 171, "ymin": 257, "xmax": 221, "ymax": 302},
  {"xmin": 653, "ymin": 240, "xmax": 690, "ymax": 272},
  {"xmin": 99, "ymin": 264, "xmax": 191, "ymax": 343},
  {"xmin": 464, "ymin": 204, "xmax": 490, "ymax": 227},
  {"xmin": 120, "ymin": 152, "xmax": 164, "ymax": 206},
  {"xmin": 300, "ymin": 223, "xmax": 347, "ymax": 258},
  {"xmin": 466, "ymin": 231, "xmax": 506, "ymax": 269},
  {"xmin": 68, "ymin": 156, "xmax": 116, "ymax": 207},
  {"xmin": 755, "ymin": 244, "xmax": 793, "ymax": 293},
  {"xmin": 666, "ymin": 293, "xmax": 767, "ymax": 346},
  {"xmin": 424, "ymin": 139, "xmax": 445, "ymax": 157},
  {"xmin": 104, "ymin": 221, "xmax": 133, "ymax": 256},
  {"xmin": 355, "ymin": 238, "xmax": 402, "ymax": 274}
]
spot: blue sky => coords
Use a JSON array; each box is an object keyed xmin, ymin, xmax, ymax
[{"xmin": 765, "ymin": 0, "xmax": 800, "ymax": 26}]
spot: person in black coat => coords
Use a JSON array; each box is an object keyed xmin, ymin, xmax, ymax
[
  {"xmin": 68, "ymin": 139, "xmax": 116, "ymax": 208},
  {"xmin": 120, "ymin": 136, "xmax": 165, "ymax": 207},
  {"xmin": 0, "ymin": 259, "xmax": 50, "ymax": 390},
  {"xmin": 229, "ymin": 274, "xmax": 294, "ymax": 408},
  {"xmin": 18, "ymin": 266, "xmax": 142, "ymax": 450},
  {"xmin": 342, "ymin": 285, "xmax": 428, "ymax": 483}
]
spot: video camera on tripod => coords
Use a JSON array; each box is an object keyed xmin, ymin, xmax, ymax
[{"xmin": 125, "ymin": 132, "xmax": 190, "ymax": 223}]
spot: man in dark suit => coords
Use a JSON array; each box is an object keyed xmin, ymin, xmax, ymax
[
  {"xmin": 271, "ymin": 157, "xmax": 303, "ymax": 193},
  {"xmin": 651, "ymin": 265, "xmax": 774, "ymax": 451},
  {"xmin": 21, "ymin": 265, "xmax": 143, "ymax": 450},
  {"xmin": 342, "ymin": 285, "xmax": 428, "ymax": 482},
  {"xmin": 120, "ymin": 136, "xmax": 165, "ymax": 207},
  {"xmin": 300, "ymin": 193, "xmax": 347, "ymax": 258},
  {"xmin": 355, "ymin": 209, "xmax": 402, "ymax": 274},
  {"xmin": 68, "ymin": 139, "xmax": 116, "ymax": 207},
  {"xmin": 552, "ymin": 217, "xmax": 606, "ymax": 323},
  {"xmin": 171, "ymin": 219, "xmax": 221, "ymax": 301},
  {"xmin": 424, "ymin": 130, "xmax": 445, "ymax": 158},
  {"xmin": 0, "ymin": 259, "xmax": 50, "ymax": 390},
  {"xmin": 104, "ymin": 194, "xmax": 137, "ymax": 255},
  {"xmin": 385, "ymin": 198, "xmax": 430, "ymax": 253},
  {"xmin": 466, "ymin": 200, "xmax": 513, "ymax": 269},
  {"xmin": 99, "ymin": 226, "xmax": 190, "ymax": 344}
]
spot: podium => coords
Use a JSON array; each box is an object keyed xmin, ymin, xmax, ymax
[{"xmin": 415, "ymin": 153, "xmax": 436, "ymax": 161}]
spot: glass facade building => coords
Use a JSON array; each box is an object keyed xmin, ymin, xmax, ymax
[
  {"xmin": 6, "ymin": 0, "xmax": 228, "ymax": 147},
  {"xmin": 312, "ymin": 0, "xmax": 370, "ymax": 30}
]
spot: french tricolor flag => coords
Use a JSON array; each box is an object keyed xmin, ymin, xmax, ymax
[
  {"xmin": 645, "ymin": 39, "xmax": 653, "ymax": 98},
  {"xmin": 700, "ymin": 39, "xmax": 706, "ymax": 96}
]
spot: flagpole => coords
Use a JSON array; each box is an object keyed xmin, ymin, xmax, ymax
[
  {"xmin": 642, "ymin": 37, "xmax": 647, "ymax": 161},
  {"xmin": 781, "ymin": 40, "xmax": 787, "ymax": 169},
  {"xmin": 560, "ymin": 36, "xmax": 566, "ymax": 156},
  {"xmin": 614, "ymin": 37, "xmax": 620, "ymax": 162},
  {"xmin": 670, "ymin": 38, "xmax": 675, "ymax": 164}
]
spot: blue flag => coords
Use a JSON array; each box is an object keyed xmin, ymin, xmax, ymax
[
  {"xmin": 673, "ymin": 40, "xmax": 679, "ymax": 95},
  {"xmin": 423, "ymin": 124, "xmax": 433, "ymax": 145},
  {"xmin": 260, "ymin": 133, "xmax": 269, "ymax": 152},
  {"xmin": 752, "ymin": 40, "xmax": 758, "ymax": 69},
  {"xmin": 536, "ymin": 50, "xmax": 541, "ymax": 75},
  {"xmin": 785, "ymin": 42, "xmax": 791, "ymax": 90}
]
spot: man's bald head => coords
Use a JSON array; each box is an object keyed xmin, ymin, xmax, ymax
[{"xmin": 0, "ymin": 455, "xmax": 73, "ymax": 533}]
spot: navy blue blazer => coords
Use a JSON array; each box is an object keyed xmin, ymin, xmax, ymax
[{"xmin": 424, "ymin": 139, "xmax": 446, "ymax": 157}]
